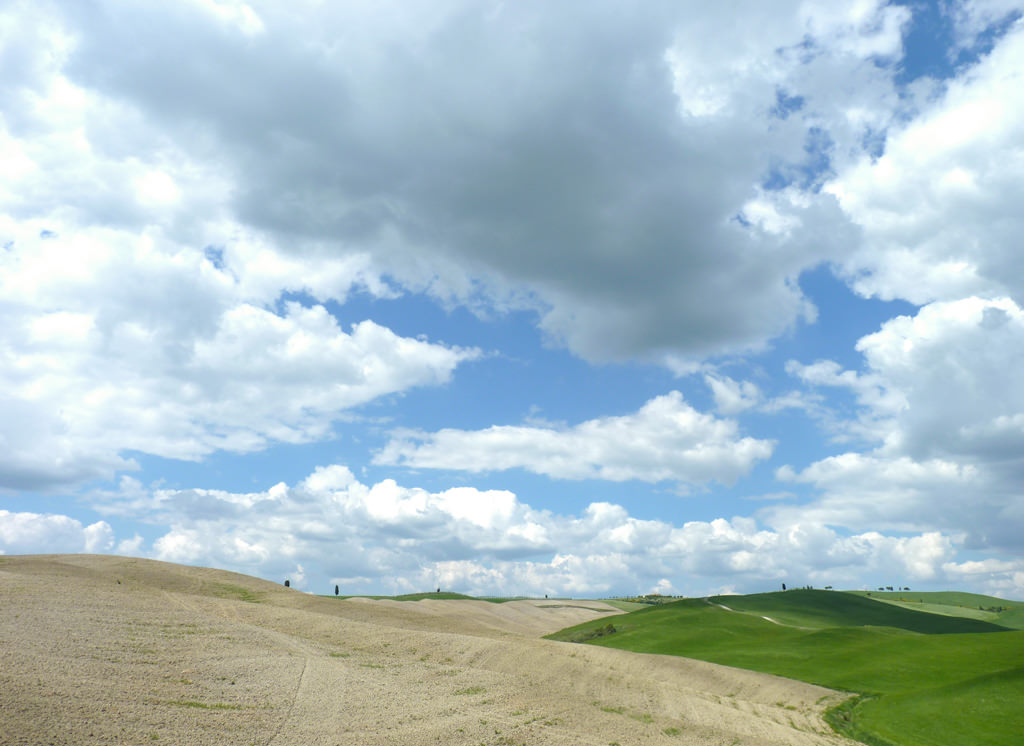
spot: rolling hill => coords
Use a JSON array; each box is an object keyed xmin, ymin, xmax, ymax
[
  {"xmin": 548, "ymin": 589, "xmax": 1024, "ymax": 746},
  {"xmin": 0, "ymin": 555, "xmax": 858, "ymax": 746},
  {"xmin": 847, "ymin": 589, "xmax": 1024, "ymax": 629}
]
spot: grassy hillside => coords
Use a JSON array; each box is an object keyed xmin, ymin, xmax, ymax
[
  {"xmin": 547, "ymin": 590, "xmax": 1024, "ymax": 746},
  {"xmin": 603, "ymin": 599, "xmax": 651, "ymax": 612},
  {"xmin": 714, "ymin": 589, "xmax": 1010, "ymax": 633},
  {"xmin": 328, "ymin": 592, "xmax": 525, "ymax": 602},
  {"xmin": 848, "ymin": 590, "xmax": 1024, "ymax": 629}
]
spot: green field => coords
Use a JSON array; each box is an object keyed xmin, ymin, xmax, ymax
[
  {"xmin": 547, "ymin": 590, "xmax": 1024, "ymax": 746},
  {"xmin": 847, "ymin": 590, "xmax": 1024, "ymax": 629},
  {"xmin": 603, "ymin": 599, "xmax": 651, "ymax": 612},
  {"xmin": 327, "ymin": 591, "xmax": 533, "ymax": 603}
]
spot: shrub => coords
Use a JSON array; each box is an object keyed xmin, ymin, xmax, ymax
[{"xmin": 569, "ymin": 623, "xmax": 617, "ymax": 643}]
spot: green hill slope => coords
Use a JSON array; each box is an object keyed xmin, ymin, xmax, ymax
[
  {"xmin": 547, "ymin": 590, "xmax": 1024, "ymax": 746},
  {"xmin": 852, "ymin": 665, "xmax": 1024, "ymax": 746},
  {"xmin": 330, "ymin": 591, "xmax": 521, "ymax": 602},
  {"xmin": 848, "ymin": 590, "xmax": 1024, "ymax": 629},
  {"xmin": 713, "ymin": 589, "xmax": 1010, "ymax": 633}
]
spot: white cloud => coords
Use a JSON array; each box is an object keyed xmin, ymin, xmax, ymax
[
  {"xmin": 83, "ymin": 520, "xmax": 115, "ymax": 552},
  {"xmin": 0, "ymin": 0, "xmax": 918, "ymax": 367},
  {"xmin": 116, "ymin": 534, "xmax": 146, "ymax": 555},
  {"xmin": 4, "ymin": 0, "xmax": 1024, "ymax": 601},
  {"xmin": 814, "ymin": 297, "xmax": 1024, "ymax": 464},
  {"xmin": 92, "ymin": 466, "xmax": 561, "ymax": 590},
  {"xmin": 778, "ymin": 448, "xmax": 1023, "ymax": 557},
  {"xmin": 374, "ymin": 392, "xmax": 774, "ymax": 489},
  {"xmin": 946, "ymin": 0, "xmax": 1023, "ymax": 50},
  {"xmin": 1, "ymin": 0, "xmax": 913, "ymax": 496},
  {"xmin": 871, "ymin": 531, "xmax": 954, "ymax": 581},
  {"xmin": 943, "ymin": 557, "xmax": 1024, "ymax": 599},
  {"xmin": 705, "ymin": 374, "xmax": 761, "ymax": 415},
  {"xmin": 799, "ymin": 0, "xmax": 910, "ymax": 59},
  {"xmin": 74, "ymin": 465, "xmax": 1000, "ymax": 596},
  {"xmin": 830, "ymin": 18, "xmax": 1024, "ymax": 305},
  {"xmin": 0, "ymin": 510, "xmax": 113, "ymax": 554},
  {"xmin": 782, "ymin": 296, "xmax": 1024, "ymax": 554},
  {"xmin": 0, "ymin": 226, "xmax": 478, "ymax": 489}
]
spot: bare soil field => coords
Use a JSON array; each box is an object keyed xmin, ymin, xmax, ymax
[{"xmin": 0, "ymin": 555, "xmax": 857, "ymax": 746}]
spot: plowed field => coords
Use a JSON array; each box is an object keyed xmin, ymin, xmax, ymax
[{"xmin": 0, "ymin": 555, "xmax": 856, "ymax": 745}]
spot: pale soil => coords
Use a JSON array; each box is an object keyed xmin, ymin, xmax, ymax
[{"xmin": 0, "ymin": 555, "xmax": 858, "ymax": 746}]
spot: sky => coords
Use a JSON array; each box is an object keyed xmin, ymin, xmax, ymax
[{"xmin": 3, "ymin": 0, "xmax": 1024, "ymax": 600}]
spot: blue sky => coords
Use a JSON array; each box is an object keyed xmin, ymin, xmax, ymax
[{"xmin": 4, "ymin": 0, "xmax": 1024, "ymax": 599}]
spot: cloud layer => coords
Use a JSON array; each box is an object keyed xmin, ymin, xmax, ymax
[
  {"xmin": 375, "ymin": 392, "xmax": 774, "ymax": 489},
  {"xmin": 3, "ymin": 0, "xmax": 917, "ymax": 367},
  {"xmin": 3, "ymin": 1, "xmax": 1024, "ymax": 600},
  {"xmin": 7, "ymin": 465, "xmax": 1018, "ymax": 597}
]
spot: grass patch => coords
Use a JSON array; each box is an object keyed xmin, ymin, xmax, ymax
[
  {"xmin": 824, "ymin": 696, "xmax": 896, "ymax": 746},
  {"xmin": 394, "ymin": 591, "xmax": 477, "ymax": 601},
  {"xmin": 549, "ymin": 590, "xmax": 1024, "ymax": 746},
  {"xmin": 594, "ymin": 702, "xmax": 653, "ymax": 723},
  {"xmin": 562, "ymin": 622, "xmax": 616, "ymax": 643},
  {"xmin": 454, "ymin": 686, "xmax": 486, "ymax": 695},
  {"xmin": 208, "ymin": 583, "xmax": 264, "ymax": 603}
]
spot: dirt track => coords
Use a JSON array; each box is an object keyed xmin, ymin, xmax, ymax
[{"xmin": 0, "ymin": 555, "xmax": 858, "ymax": 745}]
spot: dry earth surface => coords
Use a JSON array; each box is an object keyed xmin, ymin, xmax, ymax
[{"xmin": 0, "ymin": 555, "xmax": 859, "ymax": 746}]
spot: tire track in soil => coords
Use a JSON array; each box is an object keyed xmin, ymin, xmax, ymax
[
  {"xmin": 265, "ymin": 655, "xmax": 310, "ymax": 746},
  {"xmin": 162, "ymin": 588, "xmax": 325, "ymax": 746}
]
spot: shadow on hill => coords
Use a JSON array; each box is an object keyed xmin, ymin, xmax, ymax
[{"xmin": 712, "ymin": 590, "xmax": 1011, "ymax": 634}]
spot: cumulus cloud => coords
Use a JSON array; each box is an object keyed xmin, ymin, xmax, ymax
[
  {"xmin": 78, "ymin": 464, "xmax": 990, "ymax": 596},
  {"xmin": 91, "ymin": 466, "xmax": 558, "ymax": 591},
  {"xmin": 943, "ymin": 557, "xmax": 1024, "ymax": 599},
  {"xmin": 0, "ymin": 510, "xmax": 113, "ymax": 554},
  {"xmin": 374, "ymin": 392, "xmax": 774, "ymax": 489},
  {"xmin": 783, "ymin": 296, "xmax": 1024, "ymax": 554},
  {"xmin": 830, "ymin": 16, "xmax": 1024, "ymax": 305},
  {"xmin": 0, "ymin": 226, "xmax": 478, "ymax": 490},
  {"xmin": 0, "ymin": 0, "xmax": 920, "ymax": 367},
  {"xmin": 791, "ymin": 298, "xmax": 1024, "ymax": 466},
  {"xmin": 0, "ymin": 0, "xmax": 921, "ymax": 496}
]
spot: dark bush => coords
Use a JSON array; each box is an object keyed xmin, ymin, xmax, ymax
[{"xmin": 569, "ymin": 623, "xmax": 617, "ymax": 643}]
